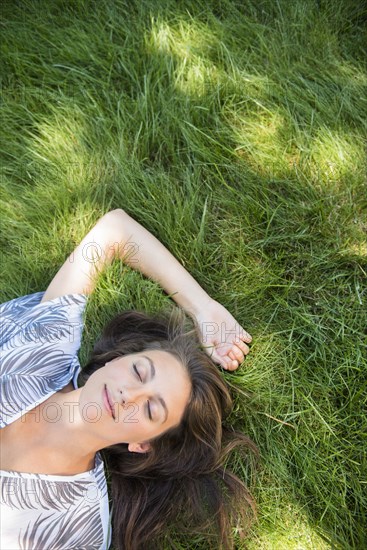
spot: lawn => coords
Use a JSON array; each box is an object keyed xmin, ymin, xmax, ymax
[{"xmin": 0, "ymin": 0, "xmax": 366, "ymax": 548}]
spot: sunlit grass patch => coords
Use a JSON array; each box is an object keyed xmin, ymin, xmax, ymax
[
  {"xmin": 247, "ymin": 500, "xmax": 330, "ymax": 550},
  {"xmin": 307, "ymin": 128, "xmax": 366, "ymax": 188},
  {"xmin": 230, "ymin": 107, "xmax": 291, "ymax": 178},
  {"xmin": 147, "ymin": 16, "xmax": 220, "ymax": 60}
]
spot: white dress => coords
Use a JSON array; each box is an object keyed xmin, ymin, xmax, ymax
[{"xmin": 0, "ymin": 292, "xmax": 111, "ymax": 549}]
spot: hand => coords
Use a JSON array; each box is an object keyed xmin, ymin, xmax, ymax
[{"xmin": 193, "ymin": 299, "xmax": 252, "ymax": 370}]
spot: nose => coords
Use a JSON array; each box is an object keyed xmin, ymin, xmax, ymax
[{"xmin": 118, "ymin": 385, "xmax": 146, "ymax": 406}]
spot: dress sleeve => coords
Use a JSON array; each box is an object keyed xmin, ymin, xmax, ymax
[{"xmin": 0, "ymin": 292, "xmax": 88, "ymax": 427}]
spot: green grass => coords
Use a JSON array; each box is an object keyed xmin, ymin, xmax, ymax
[{"xmin": 1, "ymin": 0, "xmax": 366, "ymax": 548}]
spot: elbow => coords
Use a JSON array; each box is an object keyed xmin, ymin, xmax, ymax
[
  {"xmin": 105, "ymin": 207, "xmax": 128, "ymax": 226},
  {"xmin": 107, "ymin": 208, "xmax": 126, "ymax": 218}
]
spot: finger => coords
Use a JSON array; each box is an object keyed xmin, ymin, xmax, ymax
[
  {"xmin": 222, "ymin": 354, "xmax": 235, "ymax": 370},
  {"xmin": 215, "ymin": 352, "xmax": 235, "ymax": 371},
  {"xmin": 232, "ymin": 340, "xmax": 250, "ymax": 356},
  {"xmin": 229, "ymin": 345, "xmax": 245, "ymax": 364},
  {"xmin": 239, "ymin": 331, "xmax": 252, "ymax": 344},
  {"xmin": 210, "ymin": 344, "xmax": 244, "ymax": 371},
  {"xmin": 227, "ymin": 357, "xmax": 239, "ymax": 371},
  {"xmin": 215, "ymin": 335, "xmax": 251, "ymax": 357},
  {"xmin": 213, "ymin": 342, "xmax": 231, "ymax": 357},
  {"xmin": 227, "ymin": 351, "xmax": 240, "ymax": 370}
]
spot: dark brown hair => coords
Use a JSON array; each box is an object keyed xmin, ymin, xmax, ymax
[{"xmin": 78, "ymin": 309, "xmax": 258, "ymax": 549}]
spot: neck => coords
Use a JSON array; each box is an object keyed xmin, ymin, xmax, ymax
[{"xmin": 30, "ymin": 388, "xmax": 103, "ymax": 474}]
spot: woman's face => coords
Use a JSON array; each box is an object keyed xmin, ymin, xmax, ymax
[{"xmin": 79, "ymin": 349, "xmax": 192, "ymax": 452}]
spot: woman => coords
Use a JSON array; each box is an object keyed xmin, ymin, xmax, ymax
[{"xmin": 0, "ymin": 208, "xmax": 256, "ymax": 549}]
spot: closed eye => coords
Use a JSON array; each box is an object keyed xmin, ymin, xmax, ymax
[
  {"xmin": 133, "ymin": 364, "xmax": 153, "ymax": 421},
  {"xmin": 133, "ymin": 363, "xmax": 142, "ymax": 382}
]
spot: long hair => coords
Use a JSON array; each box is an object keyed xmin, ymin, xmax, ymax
[{"xmin": 78, "ymin": 308, "xmax": 258, "ymax": 549}]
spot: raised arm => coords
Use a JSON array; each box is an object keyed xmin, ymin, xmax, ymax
[{"xmin": 41, "ymin": 209, "xmax": 251, "ymax": 369}]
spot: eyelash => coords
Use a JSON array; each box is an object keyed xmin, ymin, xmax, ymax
[
  {"xmin": 133, "ymin": 363, "xmax": 153, "ymax": 421},
  {"xmin": 133, "ymin": 363, "xmax": 142, "ymax": 382}
]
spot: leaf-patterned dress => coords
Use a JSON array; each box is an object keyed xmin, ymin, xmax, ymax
[{"xmin": 0, "ymin": 292, "xmax": 111, "ymax": 549}]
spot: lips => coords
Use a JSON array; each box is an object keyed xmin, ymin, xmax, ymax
[{"xmin": 103, "ymin": 384, "xmax": 116, "ymax": 420}]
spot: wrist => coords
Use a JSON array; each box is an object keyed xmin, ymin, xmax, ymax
[{"xmin": 179, "ymin": 294, "xmax": 215, "ymax": 319}]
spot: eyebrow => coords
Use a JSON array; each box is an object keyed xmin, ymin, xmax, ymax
[{"xmin": 142, "ymin": 355, "xmax": 168, "ymax": 424}]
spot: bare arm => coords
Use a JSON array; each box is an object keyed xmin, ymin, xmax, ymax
[
  {"xmin": 41, "ymin": 210, "xmax": 119, "ymax": 302},
  {"xmin": 41, "ymin": 209, "xmax": 251, "ymax": 369},
  {"xmin": 41, "ymin": 209, "xmax": 212, "ymax": 311}
]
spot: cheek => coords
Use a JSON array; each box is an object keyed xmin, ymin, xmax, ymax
[{"xmin": 120, "ymin": 402, "xmax": 140, "ymax": 425}]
